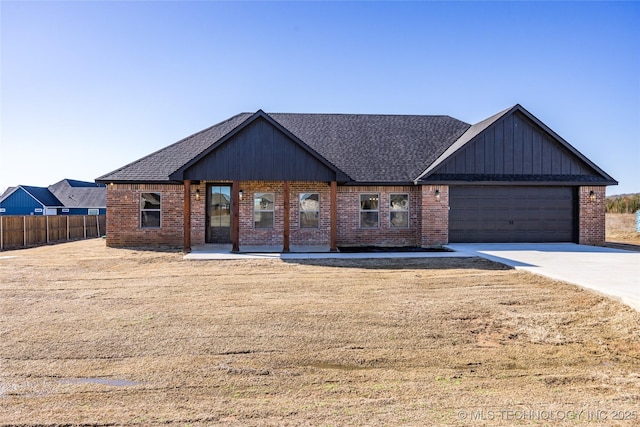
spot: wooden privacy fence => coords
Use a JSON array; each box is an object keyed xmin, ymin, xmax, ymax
[{"xmin": 0, "ymin": 215, "xmax": 106, "ymax": 250}]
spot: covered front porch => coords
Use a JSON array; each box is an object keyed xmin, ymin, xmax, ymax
[{"xmin": 182, "ymin": 180, "xmax": 339, "ymax": 253}]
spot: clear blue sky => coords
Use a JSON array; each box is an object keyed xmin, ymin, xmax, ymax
[{"xmin": 1, "ymin": 1, "xmax": 639, "ymax": 195}]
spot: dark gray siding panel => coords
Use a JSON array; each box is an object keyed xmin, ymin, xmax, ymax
[
  {"xmin": 449, "ymin": 186, "xmax": 576, "ymax": 243},
  {"xmin": 438, "ymin": 112, "xmax": 598, "ymax": 180},
  {"xmin": 183, "ymin": 117, "xmax": 337, "ymax": 181}
]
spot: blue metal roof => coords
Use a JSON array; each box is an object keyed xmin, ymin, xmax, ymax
[{"xmin": 20, "ymin": 186, "xmax": 63, "ymax": 206}]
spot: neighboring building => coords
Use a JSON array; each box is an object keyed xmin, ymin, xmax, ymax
[
  {"xmin": 47, "ymin": 179, "xmax": 107, "ymax": 215},
  {"xmin": 0, "ymin": 179, "xmax": 106, "ymax": 216},
  {"xmin": 96, "ymin": 104, "xmax": 616, "ymax": 251}
]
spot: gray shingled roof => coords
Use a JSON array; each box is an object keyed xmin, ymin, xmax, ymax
[
  {"xmin": 97, "ymin": 113, "xmax": 252, "ymax": 182},
  {"xmin": 97, "ymin": 112, "xmax": 470, "ymax": 183},
  {"xmin": 270, "ymin": 114, "xmax": 470, "ymax": 182},
  {"xmin": 49, "ymin": 179, "xmax": 106, "ymax": 208}
]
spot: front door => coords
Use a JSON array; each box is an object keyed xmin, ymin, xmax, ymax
[{"xmin": 206, "ymin": 185, "xmax": 232, "ymax": 243}]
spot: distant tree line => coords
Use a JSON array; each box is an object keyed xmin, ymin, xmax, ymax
[{"xmin": 606, "ymin": 193, "xmax": 640, "ymax": 213}]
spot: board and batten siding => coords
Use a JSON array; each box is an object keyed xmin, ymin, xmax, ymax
[
  {"xmin": 441, "ymin": 112, "xmax": 595, "ymax": 177},
  {"xmin": 0, "ymin": 188, "xmax": 45, "ymax": 216},
  {"xmin": 183, "ymin": 117, "xmax": 338, "ymax": 182}
]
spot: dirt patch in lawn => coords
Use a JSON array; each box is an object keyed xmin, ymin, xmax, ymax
[
  {"xmin": 1, "ymin": 239, "xmax": 638, "ymax": 426},
  {"xmin": 607, "ymin": 213, "xmax": 640, "ymax": 247}
]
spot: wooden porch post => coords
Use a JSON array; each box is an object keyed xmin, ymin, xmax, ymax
[
  {"xmin": 231, "ymin": 181, "xmax": 240, "ymax": 252},
  {"xmin": 183, "ymin": 180, "xmax": 191, "ymax": 252},
  {"xmin": 283, "ymin": 181, "xmax": 290, "ymax": 252},
  {"xmin": 330, "ymin": 181, "xmax": 338, "ymax": 251}
]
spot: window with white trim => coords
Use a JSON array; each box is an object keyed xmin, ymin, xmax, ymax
[
  {"xmin": 254, "ymin": 193, "xmax": 275, "ymax": 228},
  {"xmin": 141, "ymin": 193, "xmax": 161, "ymax": 228},
  {"xmin": 390, "ymin": 194, "xmax": 409, "ymax": 228},
  {"xmin": 300, "ymin": 193, "xmax": 320, "ymax": 228},
  {"xmin": 359, "ymin": 194, "xmax": 379, "ymax": 228}
]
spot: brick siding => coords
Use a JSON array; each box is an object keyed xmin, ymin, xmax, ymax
[
  {"xmin": 105, "ymin": 183, "xmax": 185, "ymax": 248},
  {"xmin": 191, "ymin": 181, "xmax": 206, "ymax": 247},
  {"xmin": 578, "ymin": 186, "xmax": 606, "ymax": 246},
  {"xmin": 336, "ymin": 185, "xmax": 421, "ymax": 247},
  {"xmin": 288, "ymin": 182, "xmax": 331, "ymax": 246},
  {"xmin": 420, "ymin": 185, "xmax": 449, "ymax": 246},
  {"xmin": 107, "ymin": 181, "xmax": 606, "ymax": 250}
]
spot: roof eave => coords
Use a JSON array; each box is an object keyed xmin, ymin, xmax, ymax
[
  {"xmin": 342, "ymin": 180, "xmax": 418, "ymax": 186},
  {"xmin": 95, "ymin": 179, "xmax": 184, "ymax": 185},
  {"xmin": 418, "ymin": 179, "xmax": 618, "ymax": 186}
]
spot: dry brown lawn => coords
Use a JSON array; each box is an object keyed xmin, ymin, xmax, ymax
[
  {"xmin": 1, "ymin": 239, "xmax": 639, "ymax": 426},
  {"xmin": 607, "ymin": 213, "xmax": 640, "ymax": 246}
]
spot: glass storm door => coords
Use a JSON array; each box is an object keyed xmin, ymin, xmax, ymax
[{"xmin": 206, "ymin": 185, "xmax": 232, "ymax": 243}]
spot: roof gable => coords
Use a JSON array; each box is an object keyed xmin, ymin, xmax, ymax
[
  {"xmin": 0, "ymin": 187, "xmax": 19, "ymax": 203},
  {"xmin": 96, "ymin": 113, "xmax": 253, "ymax": 183},
  {"xmin": 170, "ymin": 111, "xmax": 349, "ymax": 182},
  {"xmin": 418, "ymin": 105, "xmax": 617, "ymax": 185}
]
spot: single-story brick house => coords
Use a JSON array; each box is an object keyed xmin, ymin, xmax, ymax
[{"xmin": 96, "ymin": 104, "xmax": 616, "ymax": 251}]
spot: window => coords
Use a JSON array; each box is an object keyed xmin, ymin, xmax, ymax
[
  {"xmin": 254, "ymin": 193, "xmax": 274, "ymax": 228},
  {"xmin": 88, "ymin": 208, "xmax": 99, "ymax": 216},
  {"xmin": 300, "ymin": 193, "xmax": 320, "ymax": 228},
  {"xmin": 390, "ymin": 194, "xmax": 409, "ymax": 228},
  {"xmin": 360, "ymin": 194, "xmax": 379, "ymax": 228},
  {"xmin": 141, "ymin": 193, "xmax": 161, "ymax": 228}
]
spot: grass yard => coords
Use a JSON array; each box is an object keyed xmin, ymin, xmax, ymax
[
  {"xmin": 1, "ymin": 239, "xmax": 639, "ymax": 426},
  {"xmin": 607, "ymin": 213, "xmax": 640, "ymax": 246}
]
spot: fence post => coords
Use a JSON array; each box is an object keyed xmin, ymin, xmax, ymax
[
  {"xmin": 46, "ymin": 215, "xmax": 50, "ymax": 244},
  {"xmin": 23, "ymin": 216, "xmax": 27, "ymax": 247},
  {"xmin": 67, "ymin": 216, "xmax": 70, "ymax": 240},
  {"xmin": 96, "ymin": 215, "xmax": 100, "ymax": 237},
  {"xmin": 83, "ymin": 216, "xmax": 87, "ymax": 239},
  {"xmin": 0, "ymin": 216, "xmax": 3, "ymax": 250}
]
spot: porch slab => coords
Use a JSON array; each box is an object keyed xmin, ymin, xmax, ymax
[{"xmin": 189, "ymin": 244, "xmax": 332, "ymax": 253}]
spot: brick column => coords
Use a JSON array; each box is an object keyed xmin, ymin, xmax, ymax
[
  {"xmin": 190, "ymin": 181, "xmax": 206, "ymax": 247},
  {"xmin": 183, "ymin": 180, "xmax": 191, "ymax": 252},
  {"xmin": 283, "ymin": 181, "xmax": 290, "ymax": 252},
  {"xmin": 579, "ymin": 186, "xmax": 606, "ymax": 246},
  {"xmin": 232, "ymin": 181, "xmax": 240, "ymax": 252},
  {"xmin": 330, "ymin": 181, "xmax": 338, "ymax": 251},
  {"xmin": 420, "ymin": 185, "xmax": 449, "ymax": 247}
]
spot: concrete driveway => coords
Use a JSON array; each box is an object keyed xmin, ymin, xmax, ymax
[{"xmin": 446, "ymin": 243, "xmax": 640, "ymax": 311}]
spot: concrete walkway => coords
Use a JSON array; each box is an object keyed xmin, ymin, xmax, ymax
[
  {"xmin": 184, "ymin": 245, "xmax": 473, "ymax": 261},
  {"xmin": 447, "ymin": 243, "xmax": 640, "ymax": 311}
]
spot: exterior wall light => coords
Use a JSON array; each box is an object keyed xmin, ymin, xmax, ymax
[
  {"xmin": 195, "ymin": 189, "xmax": 200, "ymax": 201},
  {"xmin": 589, "ymin": 190, "xmax": 596, "ymax": 202},
  {"xmin": 239, "ymin": 190, "xmax": 243, "ymax": 201},
  {"xmin": 435, "ymin": 189, "xmax": 441, "ymax": 201}
]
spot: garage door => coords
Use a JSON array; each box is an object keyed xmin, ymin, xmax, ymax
[{"xmin": 449, "ymin": 186, "xmax": 576, "ymax": 243}]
